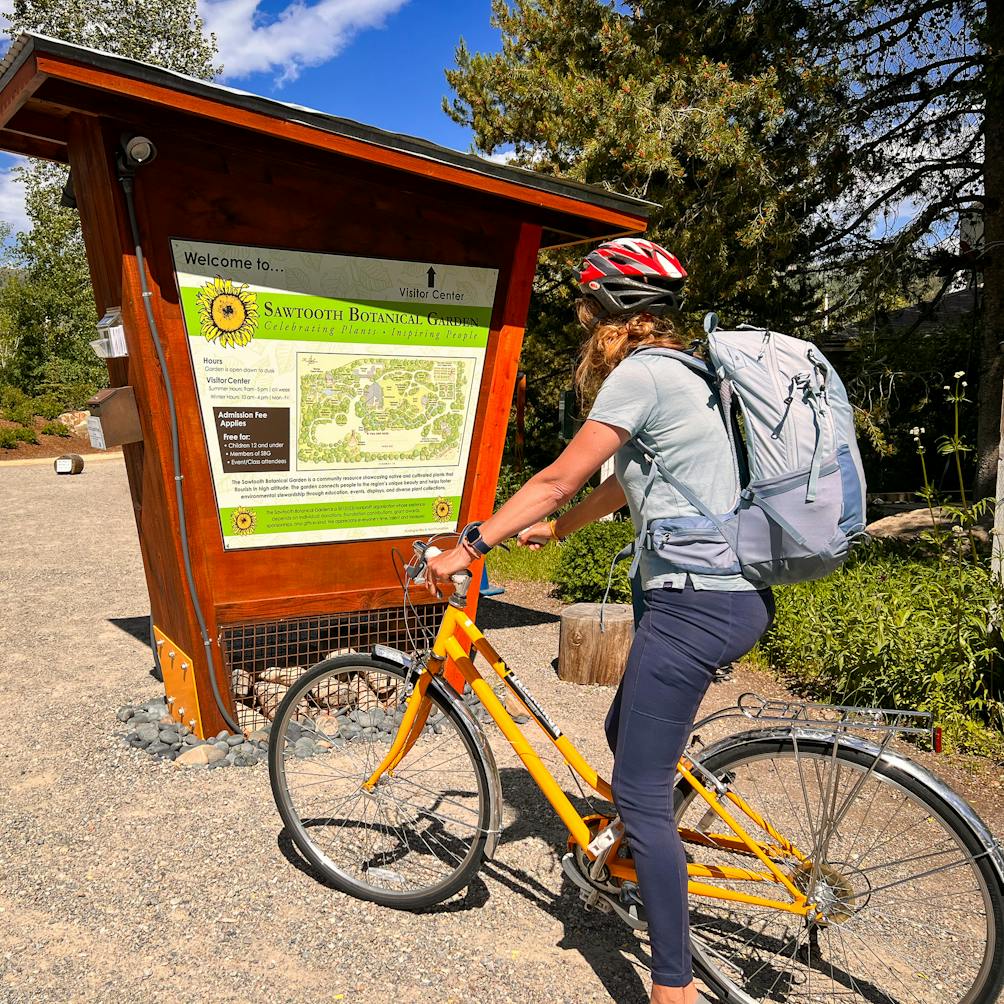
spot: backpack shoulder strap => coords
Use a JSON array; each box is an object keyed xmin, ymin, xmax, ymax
[{"xmin": 629, "ymin": 345, "xmax": 717, "ymax": 383}]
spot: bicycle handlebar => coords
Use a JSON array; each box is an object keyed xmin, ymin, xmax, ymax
[{"xmin": 405, "ymin": 540, "xmax": 472, "ymax": 607}]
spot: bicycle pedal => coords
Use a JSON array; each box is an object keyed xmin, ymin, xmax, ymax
[
  {"xmin": 560, "ymin": 854, "xmax": 648, "ymax": 931},
  {"xmin": 579, "ymin": 888, "xmax": 612, "ymax": 914}
]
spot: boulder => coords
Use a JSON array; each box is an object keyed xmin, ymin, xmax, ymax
[
  {"xmin": 866, "ymin": 507, "xmax": 990, "ymax": 548},
  {"xmin": 57, "ymin": 410, "xmax": 89, "ymax": 436}
]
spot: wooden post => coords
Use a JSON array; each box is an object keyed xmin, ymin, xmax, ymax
[{"xmin": 558, "ymin": 603, "xmax": 634, "ymax": 686}]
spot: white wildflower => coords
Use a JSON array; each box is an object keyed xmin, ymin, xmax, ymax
[
  {"xmin": 944, "ymin": 385, "xmax": 951, "ymax": 391},
  {"xmin": 954, "ymin": 370, "xmax": 965, "ymax": 379},
  {"xmin": 909, "ymin": 427, "xmax": 919, "ymax": 437},
  {"xmin": 962, "ymin": 381, "xmax": 968, "ymax": 387}
]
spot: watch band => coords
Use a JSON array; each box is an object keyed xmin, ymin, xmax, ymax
[{"xmin": 463, "ymin": 523, "xmax": 494, "ymax": 556}]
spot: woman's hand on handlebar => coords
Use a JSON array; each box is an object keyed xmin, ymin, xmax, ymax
[
  {"xmin": 517, "ymin": 521, "xmax": 555, "ymax": 551},
  {"xmin": 425, "ymin": 545, "xmax": 472, "ymax": 598}
]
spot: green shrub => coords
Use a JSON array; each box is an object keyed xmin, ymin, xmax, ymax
[
  {"xmin": 0, "ymin": 385, "xmax": 35, "ymax": 426},
  {"xmin": 758, "ymin": 541, "xmax": 1002, "ymax": 750},
  {"xmin": 554, "ymin": 519, "xmax": 635, "ymax": 603},
  {"xmin": 495, "ymin": 464, "xmax": 530, "ymax": 506},
  {"xmin": 40, "ymin": 420, "xmax": 71, "ymax": 437},
  {"xmin": 33, "ymin": 394, "xmax": 66, "ymax": 420},
  {"xmin": 13, "ymin": 424, "xmax": 37, "ymax": 444},
  {"xmin": 0, "ymin": 427, "xmax": 19, "ymax": 449}
]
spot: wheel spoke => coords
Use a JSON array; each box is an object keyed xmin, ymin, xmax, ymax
[
  {"xmin": 678, "ymin": 740, "xmax": 996, "ymax": 1004},
  {"xmin": 270, "ymin": 663, "xmax": 488, "ymax": 904}
]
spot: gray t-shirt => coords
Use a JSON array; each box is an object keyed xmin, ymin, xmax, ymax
[{"xmin": 588, "ymin": 352, "xmax": 754, "ymax": 591}]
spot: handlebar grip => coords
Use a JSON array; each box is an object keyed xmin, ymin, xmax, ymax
[{"xmin": 449, "ymin": 569, "xmax": 473, "ymax": 607}]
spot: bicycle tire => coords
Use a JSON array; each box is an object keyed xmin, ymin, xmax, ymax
[
  {"xmin": 675, "ymin": 731, "xmax": 1004, "ymax": 1004},
  {"xmin": 269, "ymin": 654, "xmax": 492, "ymax": 909}
]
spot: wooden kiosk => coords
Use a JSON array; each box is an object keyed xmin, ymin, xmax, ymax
[{"xmin": 0, "ymin": 34, "xmax": 651, "ymax": 737}]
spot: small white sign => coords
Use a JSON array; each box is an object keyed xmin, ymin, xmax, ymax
[{"xmin": 87, "ymin": 416, "xmax": 106, "ymax": 450}]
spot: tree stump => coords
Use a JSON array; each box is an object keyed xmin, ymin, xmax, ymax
[{"xmin": 558, "ymin": 603, "xmax": 634, "ymax": 686}]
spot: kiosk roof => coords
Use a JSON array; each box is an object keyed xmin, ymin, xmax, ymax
[{"xmin": 0, "ymin": 33, "xmax": 653, "ymax": 248}]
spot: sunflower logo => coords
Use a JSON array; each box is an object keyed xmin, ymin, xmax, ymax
[
  {"xmin": 196, "ymin": 277, "xmax": 259, "ymax": 347},
  {"xmin": 432, "ymin": 497, "xmax": 452, "ymax": 521},
  {"xmin": 231, "ymin": 506, "xmax": 257, "ymax": 535}
]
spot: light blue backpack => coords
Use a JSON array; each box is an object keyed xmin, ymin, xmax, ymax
[{"xmin": 626, "ymin": 315, "xmax": 867, "ymax": 588}]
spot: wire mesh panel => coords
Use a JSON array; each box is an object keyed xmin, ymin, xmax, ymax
[{"xmin": 219, "ymin": 603, "xmax": 444, "ymax": 732}]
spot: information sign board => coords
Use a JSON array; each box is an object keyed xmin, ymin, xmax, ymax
[{"xmin": 172, "ymin": 240, "xmax": 498, "ymax": 550}]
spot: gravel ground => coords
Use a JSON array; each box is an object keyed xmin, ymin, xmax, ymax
[{"xmin": 1, "ymin": 458, "xmax": 1002, "ymax": 1004}]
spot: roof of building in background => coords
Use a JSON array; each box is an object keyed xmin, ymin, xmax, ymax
[{"xmin": 819, "ymin": 285, "xmax": 981, "ymax": 355}]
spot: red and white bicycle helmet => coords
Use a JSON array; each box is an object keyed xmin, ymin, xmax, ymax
[{"xmin": 574, "ymin": 238, "xmax": 687, "ymax": 317}]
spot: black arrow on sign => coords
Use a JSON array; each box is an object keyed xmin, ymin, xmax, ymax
[{"xmin": 427, "ymin": 267, "xmax": 436, "ymax": 288}]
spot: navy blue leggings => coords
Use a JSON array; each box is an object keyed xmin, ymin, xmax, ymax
[{"xmin": 605, "ymin": 582, "xmax": 774, "ymax": 987}]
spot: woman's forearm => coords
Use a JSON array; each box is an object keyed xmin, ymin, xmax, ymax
[
  {"xmin": 478, "ymin": 469, "xmax": 579, "ymax": 545},
  {"xmin": 554, "ymin": 475, "xmax": 626, "ymax": 538},
  {"xmin": 473, "ymin": 420, "xmax": 628, "ymax": 548}
]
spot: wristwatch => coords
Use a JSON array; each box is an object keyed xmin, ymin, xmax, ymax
[{"xmin": 462, "ymin": 523, "xmax": 493, "ymax": 556}]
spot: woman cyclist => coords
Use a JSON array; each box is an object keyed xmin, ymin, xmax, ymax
[{"xmin": 426, "ymin": 238, "xmax": 774, "ymax": 1004}]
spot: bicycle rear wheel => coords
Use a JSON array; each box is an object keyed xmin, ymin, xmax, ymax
[
  {"xmin": 269, "ymin": 655, "xmax": 492, "ymax": 909},
  {"xmin": 675, "ymin": 732, "xmax": 1004, "ymax": 1004}
]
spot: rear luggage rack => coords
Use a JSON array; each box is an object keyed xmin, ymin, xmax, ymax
[{"xmin": 737, "ymin": 692, "xmax": 933, "ymax": 739}]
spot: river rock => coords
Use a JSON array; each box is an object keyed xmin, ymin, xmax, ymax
[
  {"xmin": 236, "ymin": 707, "xmax": 271, "ymax": 733},
  {"xmin": 316, "ymin": 678, "xmax": 352, "ymax": 710},
  {"xmin": 365, "ymin": 672, "xmax": 397, "ymax": 700},
  {"xmin": 260, "ymin": 666, "xmax": 303, "ymax": 686},
  {"xmin": 232, "ymin": 669, "xmax": 255, "ymax": 699},
  {"xmin": 254, "ymin": 681, "xmax": 288, "ymax": 719},
  {"xmin": 135, "ymin": 723, "xmax": 160, "ymax": 745},
  {"xmin": 175, "ymin": 744, "xmax": 227, "ymax": 767}
]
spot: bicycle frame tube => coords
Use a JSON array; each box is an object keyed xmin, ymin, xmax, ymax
[{"xmin": 366, "ymin": 603, "xmax": 812, "ymax": 916}]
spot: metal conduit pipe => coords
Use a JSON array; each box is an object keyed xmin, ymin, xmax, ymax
[{"xmin": 116, "ymin": 146, "xmax": 242, "ymax": 735}]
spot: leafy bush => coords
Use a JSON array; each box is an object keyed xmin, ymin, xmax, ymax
[
  {"xmin": 554, "ymin": 520, "xmax": 635, "ymax": 603},
  {"xmin": 494, "ymin": 464, "xmax": 530, "ymax": 507},
  {"xmin": 0, "ymin": 386, "xmax": 65, "ymax": 426},
  {"xmin": 759, "ymin": 540, "xmax": 1002, "ymax": 751},
  {"xmin": 0, "ymin": 424, "xmax": 37, "ymax": 448},
  {"xmin": 0, "ymin": 385, "xmax": 35, "ymax": 426},
  {"xmin": 40, "ymin": 419, "xmax": 71, "ymax": 437},
  {"xmin": 33, "ymin": 394, "xmax": 66, "ymax": 420}
]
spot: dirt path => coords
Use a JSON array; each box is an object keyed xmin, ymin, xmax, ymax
[{"xmin": 0, "ymin": 458, "xmax": 1000, "ymax": 1004}]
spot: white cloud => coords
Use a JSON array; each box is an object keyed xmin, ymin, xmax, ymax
[
  {"xmin": 484, "ymin": 148, "xmax": 516, "ymax": 165},
  {"xmin": 199, "ymin": 0, "xmax": 410, "ymax": 84},
  {"xmin": 0, "ymin": 156, "xmax": 28, "ymax": 237}
]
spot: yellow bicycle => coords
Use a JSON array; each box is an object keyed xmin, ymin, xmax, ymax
[{"xmin": 269, "ymin": 539, "xmax": 1004, "ymax": 1004}]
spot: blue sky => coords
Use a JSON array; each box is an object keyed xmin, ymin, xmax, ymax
[{"xmin": 0, "ymin": 0, "xmax": 504, "ymax": 233}]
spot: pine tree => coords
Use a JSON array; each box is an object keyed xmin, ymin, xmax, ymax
[{"xmin": 445, "ymin": 0, "xmax": 850, "ymax": 459}]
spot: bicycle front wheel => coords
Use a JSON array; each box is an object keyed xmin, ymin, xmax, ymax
[
  {"xmin": 269, "ymin": 655, "xmax": 492, "ymax": 909},
  {"xmin": 676, "ymin": 732, "xmax": 1004, "ymax": 1004}
]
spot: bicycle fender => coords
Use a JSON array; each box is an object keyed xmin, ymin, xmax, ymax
[
  {"xmin": 367, "ymin": 645, "xmax": 503, "ymax": 860},
  {"xmin": 687, "ymin": 726, "xmax": 1004, "ymax": 887}
]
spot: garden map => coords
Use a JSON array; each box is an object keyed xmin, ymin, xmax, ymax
[{"xmin": 297, "ymin": 354, "xmax": 473, "ymax": 468}]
